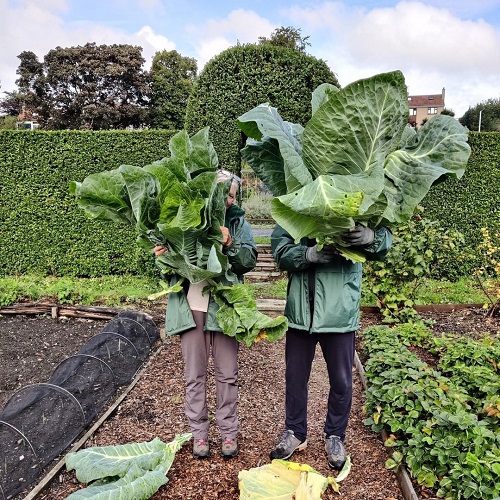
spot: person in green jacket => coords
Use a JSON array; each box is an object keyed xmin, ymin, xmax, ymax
[
  {"xmin": 154, "ymin": 170, "xmax": 257, "ymax": 460},
  {"xmin": 269, "ymin": 224, "xmax": 392, "ymax": 469}
]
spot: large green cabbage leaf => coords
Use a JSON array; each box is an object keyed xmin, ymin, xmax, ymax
[
  {"xmin": 238, "ymin": 458, "xmax": 351, "ymax": 499},
  {"xmin": 70, "ymin": 127, "xmax": 287, "ymax": 346},
  {"xmin": 65, "ymin": 434, "xmax": 191, "ymax": 500},
  {"xmin": 211, "ymin": 284, "xmax": 293, "ymax": 348},
  {"xmin": 237, "ymin": 71, "xmax": 471, "ymax": 261}
]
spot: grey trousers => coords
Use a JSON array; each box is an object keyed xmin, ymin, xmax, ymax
[{"xmin": 180, "ymin": 310, "xmax": 239, "ymax": 440}]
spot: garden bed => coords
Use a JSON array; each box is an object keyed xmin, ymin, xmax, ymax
[{"xmin": 0, "ymin": 305, "xmax": 498, "ymax": 499}]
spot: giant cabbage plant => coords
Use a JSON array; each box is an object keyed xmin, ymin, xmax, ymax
[
  {"xmin": 70, "ymin": 127, "xmax": 287, "ymax": 347},
  {"xmin": 237, "ymin": 71, "xmax": 471, "ymax": 262}
]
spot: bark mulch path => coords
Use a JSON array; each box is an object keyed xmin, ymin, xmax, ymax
[{"xmin": 1, "ymin": 305, "xmax": 498, "ymax": 499}]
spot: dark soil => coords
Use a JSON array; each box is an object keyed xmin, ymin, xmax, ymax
[{"xmin": 0, "ymin": 305, "xmax": 498, "ymax": 500}]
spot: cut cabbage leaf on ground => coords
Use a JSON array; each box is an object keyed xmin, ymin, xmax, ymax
[
  {"xmin": 65, "ymin": 434, "xmax": 191, "ymax": 500},
  {"xmin": 237, "ymin": 71, "xmax": 471, "ymax": 263},
  {"xmin": 238, "ymin": 457, "xmax": 351, "ymax": 499}
]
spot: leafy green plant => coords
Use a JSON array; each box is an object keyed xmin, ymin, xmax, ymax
[
  {"xmin": 70, "ymin": 127, "xmax": 287, "ymax": 347},
  {"xmin": 361, "ymin": 324, "xmax": 500, "ymax": 500},
  {"xmin": 363, "ymin": 212, "xmax": 465, "ymax": 323},
  {"xmin": 474, "ymin": 226, "xmax": 500, "ymax": 317},
  {"xmin": 430, "ymin": 334, "xmax": 500, "ymax": 413},
  {"xmin": 237, "ymin": 71, "xmax": 470, "ymax": 263},
  {"xmin": 241, "ymin": 192, "xmax": 273, "ymax": 220},
  {"xmin": 65, "ymin": 434, "xmax": 191, "ymax": 499}
]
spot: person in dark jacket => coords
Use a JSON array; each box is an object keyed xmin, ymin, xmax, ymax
[
  {"xmin": 269, "ymin": 223, "xmax": 392, "ymax": 469},
  {"xmin": 154, "ymin": 170, "xmax": 257, "ymax": 460}
]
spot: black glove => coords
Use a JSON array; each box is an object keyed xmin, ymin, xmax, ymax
[
  {"xmin": 306, "ymin": 244, "xmax": 337, "ymax": 264},
  {"xmin": 342, "ymin": 225, "xmax": 375, "ymax": 246}
]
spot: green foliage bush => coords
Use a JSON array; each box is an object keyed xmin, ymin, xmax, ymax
[
  {"xmin": 242, "ymin": 192, "xmax": 273, "ymax": 220},
  {"xmin": 363, "ymin": 211, "xmax": 465, "ymax": 323},
  {"xmin": 185, "ymin": 44, "xmax": 339, "ymax": 173},
  {"xmin": 1, "ymin": 126, "xmax": 498, "ymax": 281},
  {"xmin": 0, "ymin": 129, "xmax": 176, "ymax": 277},
  {"xmin": 362, "ymin": 324, "xmax": 500, "ymax": 500}
]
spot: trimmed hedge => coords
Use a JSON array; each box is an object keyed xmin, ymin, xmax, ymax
[
  {"xmin": 422, "ymin": 131, "xmax": 500, "ymax": 277},
  {"xmin": 1, "ymin": 130, "xmax": 498, "ymax": 279},
  {"xmin": 0, "ymin": 130, "xmax": 176, "ymax": 277},
  {"xmin": 185, "ymin": 44, "xmax": 339, "ymax": 172}
]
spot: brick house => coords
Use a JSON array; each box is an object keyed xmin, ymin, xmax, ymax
[
  {"xmin": 17, "ymin": 106, "xmax": 40, "ymax": 130},
  {"xmin": 408, "ymin": 88, "xmax": 445, "ymax": 127}
]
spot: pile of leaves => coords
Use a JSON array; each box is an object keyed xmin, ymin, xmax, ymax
[
  {"xmin": 237, "ymin": 71, "xmax": 471, "ymax": 262},
  {"xmin": 70, "ymin": 128, "xmax": 287, "ymax": 346}
]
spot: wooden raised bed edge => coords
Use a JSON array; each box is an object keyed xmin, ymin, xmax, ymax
[
  {"xmin": 0, "ymin": 301, "xmax": 485, "ymax": 320},
  {"xmin": 354, "ymin": 352, "xmax": 419, "ymax": 500}
]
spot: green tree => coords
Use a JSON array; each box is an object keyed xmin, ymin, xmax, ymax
[
  {"xmin": 459, "ymin": 98, "xmax": 500, "ymax": 132},
  {"xmin": 0, "ymin": 90, "xmax": 24, "ymax": 116},
  {"xmin": 0, "ymin": 115, "xmax": 17, "ymax": 129},
  {"xmin": 148, "ymin": 50, "xmax": 197, "ymax": 130},
  {"xmin": 185, "ymin": 43, "xmax": 339, "ymax": 173},
  {"xmin": 258, "ymin": 26, "xmax": 311, "ymax": 53},
  {"xmin": 13, "ymin": 43, "xmax": 149, "ymax": 129},
  {"xmin": 440, "ymin": 108, "xmax": 455, "ymax": 117}
]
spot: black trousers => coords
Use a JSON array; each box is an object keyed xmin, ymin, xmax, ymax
[{"xmin": 284, "ymin": 328, "xmax": 355, "ymax": 442}]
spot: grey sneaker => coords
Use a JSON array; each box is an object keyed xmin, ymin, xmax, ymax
[
  {"xmin": 193, "ymin": 438, "xmax": 210, "ymax": 458},
  {"xmin": 269, "ymin": 430, "xmax": 307, "ymax": 460},
  {"xmin": 325, "ymin": 435, "xmax": 347, "ymax": 469},
  {"xmin": 221, "ymin": 438, "xmax": 238, "ymax": 458}
]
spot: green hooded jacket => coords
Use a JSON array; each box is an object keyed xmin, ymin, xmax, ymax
[
  {"xmin": 271, "ymin": 224, "xmax": 392, "ymax": 333},
  {"xmin": 165, "ymin": 204, "xmax": 257, "ymax": 336}
]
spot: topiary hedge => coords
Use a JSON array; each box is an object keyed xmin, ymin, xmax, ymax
[
  {"xmin": 422, "ymin": 131, "xmax": 500, "ymax": 277},
  {"xmin": 0, "ymin": 130, "xmax": 176, "ymax": 277},
  {"xmin": 185, "ymin": 44, "xmax": 339, "ymax": 173},
  {"xmin": 1, "ymin": 129, "xmax": 498, "ymax": 280}
]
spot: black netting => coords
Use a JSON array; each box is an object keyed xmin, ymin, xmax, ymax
[
  {"xmin": 0, "ymin": 310, "xmax": 158, "ymax": 499},
  {"xmin": 0, "ymin": 421, "xmax": 38, "ymax": 500},
  {"xmin": 0, "ymin": 384, "xmax": 85, "ymax": 498},
  {"xmin": 48, "ymin": 354, "xmax": 116, "ymax": 422},
  {"xmin": 78, "ymin": 332, "xmax": 142, "ymax": 385}
]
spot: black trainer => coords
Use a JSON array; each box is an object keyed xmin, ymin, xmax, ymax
[
  {"xmin": 325, "ymin": 435, "xmax": 347, "ymax": 469},
  {"xmin": 270, "ymin": 429, "xmax": 307, "ymax": 460}
]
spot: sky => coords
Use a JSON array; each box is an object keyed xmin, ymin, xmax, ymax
[{"xmin": 1, "ymin": 0, "xmax": 500, "ymax": 118}]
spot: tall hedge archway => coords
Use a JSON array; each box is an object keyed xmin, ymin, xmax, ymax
[{"xmin": 185, "ymin": 44, "xmax": 339, "ymax": 172}]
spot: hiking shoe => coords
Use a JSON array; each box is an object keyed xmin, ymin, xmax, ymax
[
  {"xmin": 269, "ymin": 430, "xmax": 307, "ymax": 460},
  {"xmin": 221, "ymin": 438, "xmax": 238, "ymax": 458},
  {"xmin": 325, "ymin": 435, "xmax": 347, "ymax": 470},
  {"xmin": 193, "ymin": 438, "xmax": 210, "ymax": 458}
]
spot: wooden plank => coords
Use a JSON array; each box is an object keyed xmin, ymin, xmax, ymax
[
  {"xmin": 254, "ymin": 262, "xmax": 278, "ymax": 269},
  {"xmin": 354, "ymin": 352, "xmax": 419, "ymax": 500},
  {"xmin": 256, "ymin": 299, "xmax": 285, "ymax": 312},
  {"xmin": 245, "ymin": 272, "xmax": 283, "ymax": 279}
]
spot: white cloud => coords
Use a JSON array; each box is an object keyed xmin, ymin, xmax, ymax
[
  {"xmin": 285, "ymin": 1, "xmax": 500, "ymax": 116},
  {"xmin": 132, "ymin": 26, "xmax": 176, "ymax": 64},
  {"xmin": 349, "ymin": 2, "xmax": 500, "ymax": 75},
  {"xmin": 2, "ymin": 1, "xmax": 498, "ymax": 118},
  {"xmin": 190, "ymin": 9, "xmax": 276, "ymax": 67},
  {"xmin": 0, "ymin": 1, "xmax": 175, "ymax": 92}
]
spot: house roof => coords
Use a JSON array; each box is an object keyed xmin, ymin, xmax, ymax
[{"xmin": 408, "ymin": 93, "xmax": 444, "ymax": 108}]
